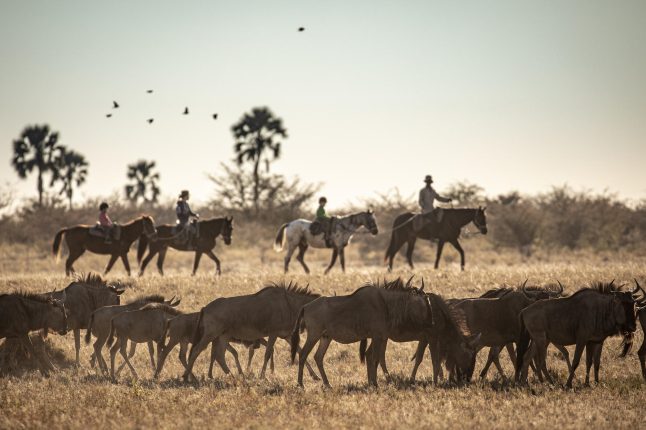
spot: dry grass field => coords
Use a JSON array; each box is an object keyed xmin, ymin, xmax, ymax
[{"xmin": 1, "ymin": 244, "xmax": 645, "ymax": 429}]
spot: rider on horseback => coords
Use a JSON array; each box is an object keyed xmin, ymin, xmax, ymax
[
  {"xmin": 98, "ymin": 202, "xmax": 113, "ymax": 244},
  {"xmin": 176, "ymin": 190, "xmax": 199, "ymax": 249},
  {"xmin": 314, "ymin": 197, "xmax": 334, "ymax": 247},
  {"xmin": 419, "ymin": 175, "xmax": 452, "ymax": 226}
]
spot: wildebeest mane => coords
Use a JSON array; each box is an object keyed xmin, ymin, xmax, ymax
[
  {"xmin": 571, "ymin": 281, "xmax": 623, "ymax": 298},
  {"xmin": 260, "ymin": 281, "xmax": 321, "ymax": 297},
  {"xmin": 430, "ymin": 293, "xmax": 469, "ymax": 336},
  {"xmin": 364, "ymin": 277, "xmax": 422, "ymax": 294},
  {"xmin": 128, "ymin": 294, "xmax": 166, "ymax": 305},
  {"xmin": 6, "ymin": 291, "xmax": 55, "ymax": 303},
  {"xmin": 140, "ymin": 302, "xmax": 183, "ymax": 315}
]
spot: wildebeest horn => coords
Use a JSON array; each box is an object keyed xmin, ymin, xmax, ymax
[
  {"xmin": 171, "ymin": 297, "xmax": 181, "ymax": 307},
  {"xmin": 406, "ymin": 275, "xmax": 415, "ymax": 287},
  {"xmin": 420, "ymin": 278, "xmax": 425, "ymax": 292},
  {"xmin": 632, "ymin": 279, "xmax": 645, "ymax": 297},
  {"xmin": 520, "ymin": 280, "xmax": 532, "ymax": 299},
  {"xmin": 556, "ymin": 280, "xmax": 564, "ymax": 295}
]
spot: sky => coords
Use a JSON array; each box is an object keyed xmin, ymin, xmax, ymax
[{"xmin": 1, "ymin": 0, "xmax": 645, "ymax": 210}]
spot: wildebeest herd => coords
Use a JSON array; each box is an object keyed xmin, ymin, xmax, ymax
[{"xmin": 1, "ymin": 273, "xmax": 645, "ymax": 390}]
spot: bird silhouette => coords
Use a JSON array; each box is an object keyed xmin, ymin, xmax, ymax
[
  {"xmin": 147, "ymin": 118, "xmax": 154, "ymax": 124},
  {"xmin": 106, "ymin": 113, "xmax": 112, "ymax": 118},
  {"xmin": 146, "ymin": 90, "xmax": 153, "ymax": 93},
  {"xmin": 212, "ymin": 113, "xmax": 218, "ymax": 120},
  {"xmin": 298, "ymin": 27, "xmax": 305, "ymax": 32},
  {"xmin": 183, "ymin": 107, "xmax": 189, "ymax": 115},
  {"xmin": 113, "ymin": 101, "xmax": 119, "ymax": 108}
]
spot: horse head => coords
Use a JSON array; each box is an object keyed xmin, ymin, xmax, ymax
[
  {"xmin": 363, "ymin": 210, "xmax": 379, "ymax": 235},
  {"xmin": 141, "ymin": 215, "xmax": 158, "ymax": 239},
  {"xmin": 473, "ymin": 206, "xmax": 488, "ymax": 234},
  {"xmin": 221, "ymin": 216, "xmax": 234, "ymax": 245}
]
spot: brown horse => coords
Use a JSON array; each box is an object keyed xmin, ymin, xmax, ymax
[
  {"xmin": 52, "ymin": 215, "xmax": 157, "ymax": 276},
  {"xmin": 137, "ymin": 217, "xmax": 233, "ymax": 276}
]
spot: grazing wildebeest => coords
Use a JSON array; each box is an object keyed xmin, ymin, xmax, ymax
[
  {"xmin": 137, "ymin": 217, "xmax": 233, "ymax": 276},
  {"xmin": 0, "ymin": 292, "xmax": 67, "ymax": 375},
  {"xmin": 107, "ymin": 303, "xmax": 182, "ymax": 380},
  {"xmin": 453, "ymin": 282, "xmax": 564, "ymax": 380},
  {"xmin": 516, "ymin": 281, "xmax": 638, "ymax": 388},
  {"xmin": 48, "ymin": 273, "xmax": 126, "ymax": 365},
  {"xmin": 274, "ymin": 210, "xmax": 379, "ymax": 274},
  {"xmin": 85, "ymin": 294, "xmax": 180, "ymax": 376},
  {"xmin": 154, "ymin": 312, "xmax": 273, "ymax": 379},
  {"xmin": 52, "ymin": 215, "xmax": 157, "ymax": 276},
  {"xmin": 384, "ymin": 207, "xmax": 487, "ymax": 271},
  {"xmin": 183, "ymin": 282, "xmax": 321, "ymax": 382},
  {"xmin": 633, "ymin": 279, "xmax": 646, "ymax": 380}
]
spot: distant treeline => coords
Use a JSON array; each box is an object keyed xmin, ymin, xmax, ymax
[{"xmin": 0, "ymin": 182, "xmax": 644, "ymax": 256}]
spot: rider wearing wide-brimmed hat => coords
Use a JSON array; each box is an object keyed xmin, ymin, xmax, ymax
[
  {"xmin": 176, "ymin": 190, "xmax": 199, "ymax": 249},
  {"xmin": 419, "ymin": 175, "xmax": 451, "ymax": 224}
]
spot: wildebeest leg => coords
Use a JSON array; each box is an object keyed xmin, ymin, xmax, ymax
[
  {"xmin": 323, "ymin": 248, "xmax": 338, "ymax": 275},
  {"xmin": 639, "ymin": 336, "xmax": 646, "ymax": 381},
  {"xmin": 246, "ymin": 343, "xmax": 255, "ymax": 373},
  {"xmin": 449, "ymin": 239, "xmax": 465, "ymax": 271},
  {"xmin": 104, "ymin": 254, "xmax": 119, "ymax": 276},
  {"xmin": 565, "ymin": 341, "xmax": 586, "ymax": 388},
  {"xmin": 116, "ymin": 342, "xmax": 137, "ymax": 376},
  {"xmin": 19, "ymin": 334, "xmax": 50, "ymax": 376},
  {"xmin": 93, "ymin": 339, "xmax": 109, "ymax": 376},
  {"xmin": 297, "ymin": 334, "xmax": 319, "ymax": 387},
  {"xmin": 74, "ymin": 329, "xmax": 81, "ymax": 366},
  {"xmin": 593, "ymin": 343, "xmax": 602, "ymax": 384},
  {"xmin": 154, "ymin": 339, "xmax": 179, "ymax": 379},
  {"xmin": 434, "ymin": 240, "xmax": 445, "ymax": 269},
  {"xmin": 505, "ymin": 343, "xmax": 517, "ymax": 369},
  {"xmin": 379, "ymin": 340, "xmax": 390, "ymax": 377},
  {"xmin": 119, "ymin": 340, "xmax": 139, "ymax": 380},
  {"xmin": 138, "ymin": 248, "xmax": 159, "ymax": 276},
  {"xmin": 120, "ymin": 253, "xmax": 132, "ymax": 277},
  {"xmin": 480, "ymin": 347, "xmax": 497, "ymax": 379},
  {"xmin": 184, "ymin": 335, "xmax": 213, "ymax": 381},
  {"xmin": 192, "ymin": 251, "xmax": 203, "ymax": 276},
  {"xmin": 205, "ymin": 250, "xmax": 222, "ymax": 276},
  {"xmin": 405, "ymin": 236, "xmax": 417, "ymax": 270},
  {"xmin": 553, "ymin": 344, "xmax": 572, "ymax": 373},
  {"xmin": 366, "ymin": 338, "xmax": 383, "ymax": 387},
  {"xmin": 519, "ymin": 342, "xmax": 536, "ymax": 383},
  {"xmin": 260, "ymin": 336, "xmax": 277, "ymax": 378},
  {"xmin": 536, "ymin": 340, "xmax": 553, "ymax": 384},
  {"xmin": 313, "ymin": 337, "xmax": 332, "ymax": 387},
  {"xmin": 211, "ymin": 339, "xmax": 231, "ymax": 375},
  {"xmin": 208, "ymin": 341, "xmax": 218, "ymax": 378},
  {"xmin": 410, "ymin": 340, "xmax": 427, "ymax": 382},
  {"xmin": 296, "ymin": 242, "xmax": 310, "ymax": 274},
  {"xmin": 66, "ymin": 248, "xmax": 85, "ymax": 276},
  {"xmin": 339, "ymin": 247, "xmax": 346, "ymax": 273},
  {"xmin": 147, "ymin": 341, "xmax": 156, "ymax": 370},
  {"xmin": 584, "ymin": 343, "xmax": 594, "ymax": 385},
  {"xmin": 228, "ymin": 343, "xmax": 244, "ymax": 375},
  {"xmin": 429, "ymin": 340, "xmax": 442, "ymax": 383},
  {"xmin": 156, "ymin": 248, "xmax": 168, "ymax": 276}
]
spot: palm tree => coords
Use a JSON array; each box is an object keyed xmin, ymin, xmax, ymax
[
  {"xmin": 50, "ymin": 147, "xmax": 89, "ymax": 209},
  {"xmin": 232, "ymin": 107, "xmax": 287, "ymax": 212},
  {"xmin": 125, "ymin": 160, "xmax": 161, "ymax": 205},
  {"xmin": 11, "ymin": 125, "xmax": 62, "ymax": 206}
]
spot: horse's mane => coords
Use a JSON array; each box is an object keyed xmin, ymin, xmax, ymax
[
  {"xmin": 140, "ymin": 302, "xmax": 183, "ymax": 315},
  {"xmin": 122, "ymin": 214, "xmax": 155, "ymax": 226},
  {"xmin": 128, "ymin": 294, "xmax": 165, "ymax": 305},
  {"xmin": 259, "ymin": 281, "xmax": 320, "ymax": 298}
]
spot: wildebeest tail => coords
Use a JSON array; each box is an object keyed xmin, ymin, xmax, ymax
[
  {"xmin": 191, "ymin": 309, "xmax": 205, "ymax": 347},
  {"xmin": 107, "ymin": 319, "xmax": 116, "ymax": 347},
  {"xmin": 85, "ymin": 312, "xmax": 95, "ymax": 344},
  {"xmin": 52, "ymin": 228, "xmax": 67, "ymax": 261},
  {"xmin": 620, "ymin": 332, "xmax": 634, "ymax": 358},
  {"xmin": 160, "ymin": 318, "xmax": 172, "ymax": 350},
  {"xmin": 274, "ymin": 223, "xmax": 288, "ymax": 252},
  {"xmin": 290, "ymin": 307, "xmax": 305, "ymax": 364},
  {"xmin": 137, "ymin": 234, "xmax": 149, "ymax": 264},
  {"xmin": 515, "ymin": 315, "xmax": 530, "ymax": 380},
  {"xmin": 359, "ymin": 339, "xmax": 367, "ymax": 364}
]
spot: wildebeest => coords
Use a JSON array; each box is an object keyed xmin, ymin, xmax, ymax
[
  {"xmin": 85, "ymin": 294, "xmax": 180, "ymax": 375},
  {"xmin": 453, "ymin": 282, "xmax": 564, "ymax": 380},
  {"xmin": 48, "ymin": 273, "xmax": 126, "ymax": 365},
  {"xmin": 516, "ymin": 281, "xmax": 638, "ymax": 388},
  {"xmin": 154, "ymin": 312, "xmax": 274, "ymax": 379},
  {"xmin": 0, "ymin": 292, "xmax": 67, "ymax": 375},
  {"xmin": 183, "ymin": 282, "xmax": 321, "ymax": 382},
  {"xmin": 107, "ymin": 302, "xmax": 182, "ymax": 380}
]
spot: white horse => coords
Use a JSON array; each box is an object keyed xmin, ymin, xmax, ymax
[{"xmin": 273, "ymin": 210, "xmax": 379, "ymax": 274}]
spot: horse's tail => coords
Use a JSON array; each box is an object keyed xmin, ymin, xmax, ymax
[
  {"xmin": 52, "ymin": 228, "xmax": 67, "ymax": 261},
  {"xmin": 137, "ymin": 234, "xmax": 149, "ymax": 264},
  {"xmin": 85, "ymin": 312, "xmax": 95, "ymax": 344},
  {"xmin": 274, "ymin": 223, "xmax": 289, "ymax": 252},
  {"xmin": 359, "ymin": 339, "xmax": 368, "ymax": 364},
  {"xmin": 290, "ymin": 307, "xmax": 305, "ymax": 364}
]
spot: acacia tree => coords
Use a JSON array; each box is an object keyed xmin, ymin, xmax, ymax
[
  {"xmin": 11, "ymin": 125, "xmax": 62, "ymax": 206},
  {"xmin": 50, "ymin": 147, "xmax": 89, "ymax": 209},
  {"xmin": 232, "ymin": 107, "xmax": 287, "ymax": 212},
  {"xmin": 125, "ymin": 160, "xmax": 161, "ymax": 205}
]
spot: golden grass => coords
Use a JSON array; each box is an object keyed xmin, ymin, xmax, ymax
[{"xmin": 1, "ymin": 246, "xmax": 645, "ymax": 429}]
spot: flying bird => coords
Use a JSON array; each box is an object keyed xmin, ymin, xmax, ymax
[
  {"xmin": 113, "ymin": 101, "xmax": 119, "ymax": 108},
  {"xmin": 298, "ymin": 27, "xmax": 305, "ymax": 32},
  {"xmin": 212, "ymin": 113, "xmax": 218, "ymax": 120},
  {"xmin": 146, "ymin": 89, "xmax": 153, "ymax": 93},
  {"xmin": 183, "ymin": 107, "xmax": 189, "ymax": 115},
  {"xmin": 106, "ymin": 113, "xmax": 112, "ymax": 118},
  {"xmin": 147, "ymin": 118, "xmax": 154, "ymax": 124}
]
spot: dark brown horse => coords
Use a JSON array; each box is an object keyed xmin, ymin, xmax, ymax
[
  {"xmin": 52, "ymin": 215, "xmax": 157, "ymax": 276},
  {"xmin": 136, "ymin": 217, "xmax": 233, "ymax": 276},
  {"xmin": 384, "ymin": 207, "xmax": 487, "ymax": 271}
]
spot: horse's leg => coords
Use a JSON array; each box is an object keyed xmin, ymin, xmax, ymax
[
  {"xmin": 450, "ymin": 239, "xmax": 465, "ymax": 271},
  {"xmin": 296, "ymin": 242, "xmax": 310, "ymax": 274},
  {"xmin": 406, "ymin": 237, "xmax": 417, "ymax": 269},
  {"xmin": 139, "ymin": 247, "xmax": 159, "ymax": 276},
  {"xmin": 205, "ymin": 250, "xmax": 221, "ymax": 276},
  {"xmin": 192, "ymin": 251, "xmax": 203, "ymax": 276},
  {"xmin": 104, "ymin": 254, "xmax": 119, "ymax": 275},
  {"xmin": 434, "ymin": 240, "xmax": 445, "ymax": 269},
  {"xmin": 323, "ymin": 248, "xmax": 338, "ymax": 275},
  {"xmin": 284, "ymin": 244, "xmax": 296, "ymax": 273},
  {"xmin": 66, "ymin": 248, "xmax": 85, "ymax": 276},
  {"xmin": 120, "ymin": 253, "xmax": 132, "ymax": 276},
  {"xmin": 156, "ymin": 248, "xmax": 167, "ymax": 276},
  {"xmin": 339, "ymin": 247, "xmax": 346, "ymax": 273}
]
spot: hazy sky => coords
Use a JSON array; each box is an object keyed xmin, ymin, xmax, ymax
[{"xmin": 1, "ymin": 0, "xmax": 645, "ymax": 209}]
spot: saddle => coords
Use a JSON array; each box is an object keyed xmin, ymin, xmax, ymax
[
  {"xmin": 173, "ymin": 220, "xmax": 199, "ymax": 246},
  {"xmin": 89, "ymin": 223, "xmax": 121, "ymax": 240},
  {"xmin": 310, "ymin": 218, "xmax": 336, "ymax": 248},
  {"xmin": 411, "ymin": 209, "xmax": 443, "ymax": 233}
]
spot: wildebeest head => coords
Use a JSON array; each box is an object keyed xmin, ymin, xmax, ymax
[
  {"xmin": 47, "ymin": 293, "xmax": 68, "ymax": 335},
  {"xmin": 611, "ymin": 290, "xmax": 637, "ymax": 333},
  {"xmin": 519, "ymin": 279, "xmax": 565, "ymax": 301},
  {"xmin": 164, "ymin": 295, "xmax": 182, "ymax": 307},
  {"xmin": 473, "ymin": 206, "xmax": 488, "ymax": 235},
  {"xmin": 221, "ymin": 216, "xmax": 234, "ymax": 245}
]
